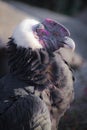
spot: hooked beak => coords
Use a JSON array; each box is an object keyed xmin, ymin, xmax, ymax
[{"xmin": 63, "ymin": 36, "xmax": 75, "ymax": 51}]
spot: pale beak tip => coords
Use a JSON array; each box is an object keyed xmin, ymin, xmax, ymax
[{"xmin": 64, "ymin": 36, "xmax": 75, "ymax": 51}]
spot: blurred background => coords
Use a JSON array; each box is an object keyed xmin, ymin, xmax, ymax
[
  {"xmin": 6, "ymin": 0, "xmax": 87, "ymax": 16},
  {"xmin": 0, "ymin": 0, "xmax": 87, "ymax": 130}
]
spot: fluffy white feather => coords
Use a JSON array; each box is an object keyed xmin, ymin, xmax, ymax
[{"xmin": 12, "ymin": 19, "xmax": 43, "ymax": 50}]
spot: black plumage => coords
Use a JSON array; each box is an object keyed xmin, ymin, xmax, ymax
[
  {"xmin": 0, "ymin": 45, "xmax": 74, "ymax": 130},
  {"xmin": 7, "ymin": 38, "xmax": 50, "ymax": 88},
  {"xmin": 40, "ymin": 52, "xmax": 74, "ymax": 130},
  {"xmin": 0, "ymin": 18, "xmax": 75, "ymax": 130}
]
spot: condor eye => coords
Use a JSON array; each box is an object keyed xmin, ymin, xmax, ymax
[{"xmin": 53, "ymin": 32, "xmax": 59, "ymax": 36}]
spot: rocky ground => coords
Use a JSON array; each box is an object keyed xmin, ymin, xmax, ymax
[{"xmin": 0, "ymin": 1, "xmax": 87, "ymax": 130}]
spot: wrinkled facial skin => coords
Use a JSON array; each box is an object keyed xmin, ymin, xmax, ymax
[
  {"xmin": 33, "ymin": 18, "xmax": 75, "ymax": 52},
  {"xmin": 40, "ymin": 53, "xmax": 74, "ymax": 130}
]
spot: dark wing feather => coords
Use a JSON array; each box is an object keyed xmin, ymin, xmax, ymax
[
  {"xmin": 0, "ymin": 92, "xmax": 51, "ymax": 130},
  {"xmin": 8, "ymin": 39, "xmax": 51, "ymax": 88}
]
